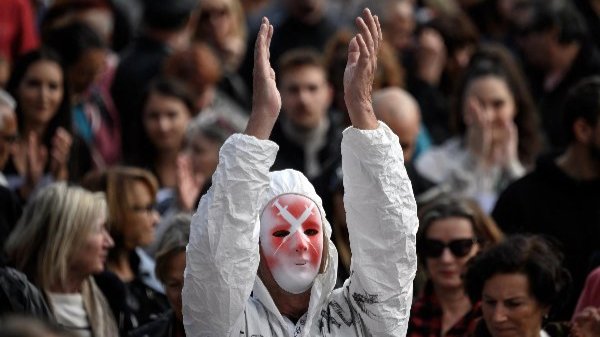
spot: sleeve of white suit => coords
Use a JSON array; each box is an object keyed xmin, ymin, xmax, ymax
[
  {"xmin": 183, "ymin": 133, "xmax": 279, "ymax": 336},
  {"xmin": 341, "ymin": 121, "xmax": 418, "ymax": 336}
]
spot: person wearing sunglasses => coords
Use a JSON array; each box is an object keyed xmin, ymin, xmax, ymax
[{"xmin": 408, "ymin": 196, "xmax": 503, "ymax": 337}]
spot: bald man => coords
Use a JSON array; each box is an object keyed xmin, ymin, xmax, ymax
[
  {"xmin": 373, "ymin": 87, "xmax": 435, "ymax": 197},
  {"xmin": 373, "ymin": 87, "xmax": 422, "ymax": 162}
]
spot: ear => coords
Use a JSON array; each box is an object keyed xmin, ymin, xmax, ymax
[{"xmin": 573, "ymin": 118, "xmax": 593, "ymax": 143}]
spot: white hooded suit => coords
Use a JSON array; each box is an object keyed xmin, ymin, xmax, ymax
[{"xmin": 183, "ymin": 122, "xmax": 418, "ymax": 336}]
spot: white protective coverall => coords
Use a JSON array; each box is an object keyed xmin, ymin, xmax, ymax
[{"xmin": 183, "ymin": 122, "xmax": 418, "ymax": 337}]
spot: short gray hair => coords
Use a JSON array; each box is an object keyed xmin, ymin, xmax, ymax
[{"xmin": 155, "ymin": 213, "xmax": 191, "ymax": 283}]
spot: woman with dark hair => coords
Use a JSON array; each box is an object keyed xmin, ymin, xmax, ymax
[
  {"xmin": 465, "ymin": 235, "xmax": 572, "ymax": 337},
  {"xmin": 135, "ymin": 77, "xmax": 195, "ymax": 210},
  {"xmin": 4, "ymin": 48, "xmax": 92, "ymax": 201},
  {"xmin": 416, "ymin": 44, "xmax": 542, "ymax": 212},
  {"xmin": 42, "ymin": 21, "xmax": 121, "ymax": 168},
  {"xmin": 408, "ymin": 196, "xmax": 503, "ymax": 337}
]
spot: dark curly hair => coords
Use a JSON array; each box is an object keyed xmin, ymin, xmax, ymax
[{"xmin": 465, "ymin": 234, "xmax": 572, "ymax": 319}]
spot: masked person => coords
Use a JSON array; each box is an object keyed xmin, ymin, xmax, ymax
[{"xmin": 182, "ymin": 9, "xmax": 418, "ymax": 337}]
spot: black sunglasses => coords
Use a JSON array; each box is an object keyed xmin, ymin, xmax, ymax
[{"xmin": 422, "ymin": 238, "xmax": 478, "ymax": 258}]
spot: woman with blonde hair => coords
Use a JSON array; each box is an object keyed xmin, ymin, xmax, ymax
[
  {"xmin": 82, "ymin": 166, "xmax": 168, "ymax": 334},
  {"xmin": 5, "ymin": 182, "xmax": 117, "ymax": 337}
]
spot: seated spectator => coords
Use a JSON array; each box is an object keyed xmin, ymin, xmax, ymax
[
  {"xmin": 135, "ymin": 77, "xmax": 196, "ymax": 207},
  {"xmin": 0, "ymin": 315, "xmax": 75, "ymax": 337},
  {"xmin": 416, "ymin": 44, "xmax": 541, "ymax": 213},
  {"xmin": 163, "ymin": 42, "xmax": 248, "ymax": 118},
  {"xmin": 194, "ymin": 0, "xmax": 251, "ymax": 109},
  {"xmin": 111, "ymin": 0, "xmax": 196, "ymax": 162},
  {"xmin": 408, "ymin": 196, "xmax": 503, "ymax": 337},
  {"xmin": 512, "ymin": 0, "xmax": 600, "ymax": 150},
  {"xmin": 5, "ymin": 49, "xmax": 92, "ymax": 201},
  {"xmin": 406, "ymin": 11, "xmax": 480, "ymax": 145},
  {"xmin": 372, "ymin": 87, "xmax": 433, "ymax": 197},
  {"xmin": 5, "ymin": 183, "xmax": 118, "ymax": 336},
  {"xmin": 42, "ymin": 21, "xmax": 121, "ymax": 168},
  {"xmin": 129, "ymin": 214, "xmax": 191, "ymax": 337},
  {"xmin": 174, "ymin": 109, "xmax": 246, "ymax": 213},
  {"xmin": 0, "ymin": 90, "xmax": 20, "ymax": 247},
  {"xmin": 82, "ymin": 166, "xmax": 168, "ymax": 334},
  {"xmin": 492, "ymin": 77, "xmax": 600, "ymax": 319},
  {"xmin": 465, "ymin": 235, "xmax": 572, "ymax": 337}
]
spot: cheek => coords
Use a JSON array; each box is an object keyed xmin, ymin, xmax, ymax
[{"xmin": 308, "ymin": 236, "xmax": 323, "ymax": 266}]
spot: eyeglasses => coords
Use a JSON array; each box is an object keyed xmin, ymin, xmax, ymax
[
  {"xmin": 422, "ymin": 238, "xmax": 478, "ymax": 258},
  {"xmin": 130, "ymin": 203, "xmax": 157, "ymax": 214}
]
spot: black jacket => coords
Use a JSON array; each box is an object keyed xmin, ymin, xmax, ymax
[
  {"xmin": 492, "ymin": 154, "xmax": 600, "ymax": 319},
  {"xmin": 0, "ymin": 266, "xmax": 51, "ymax": 320}
]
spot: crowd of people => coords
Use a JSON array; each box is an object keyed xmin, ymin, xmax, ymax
[{"xmin": 0, "ymin": 0, "xmax": 599, "ymax": 336}]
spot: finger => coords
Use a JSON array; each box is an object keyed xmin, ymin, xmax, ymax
[
  {"xmin": 267, "ymin": 23, "xmax": 274, "ymax": 50},
  {"xmin": 363, "ymin": 8, "xmax": 378, "ymax": 52},
  {"xmin": 356, "ymin": 17, "xmax": 374, "ymax": 58},
  {"xmin": 374, "ymin": 15, "xmax": 383, "ymax": 49},
  {"xmin": 254, "ymin": 18, "xmax": 269, "ymax": 67},
  {"xmin": 356, "ymin": 33, "xmax": 370, "ymax": 68}
]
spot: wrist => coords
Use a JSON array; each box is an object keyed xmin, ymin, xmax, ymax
[{"xmin": 347, "ymin": 103, "xmax": 378, "ymax": 130}]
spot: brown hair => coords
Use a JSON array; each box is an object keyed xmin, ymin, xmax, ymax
[
  {"xmin": 417, "ymin": 195, "xmax": 504, "ymax": 260},
  {"xmin": 451, "ymin": 43, "xmax": 542, "ymax": 166},
  {"xmin": 277, "ymin": 48, "xmax": 327, "ymax": 83},
  {"xmin": 82, "ymin": 166, "xmax": 159, "ymax": 254}
]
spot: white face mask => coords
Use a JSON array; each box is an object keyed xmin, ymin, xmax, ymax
[{"xmin": 260, "ymin": 194, "xmax": 324, "ymax": 294}]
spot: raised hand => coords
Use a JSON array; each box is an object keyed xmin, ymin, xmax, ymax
[
  {"xmin": 491, "ymin": 117, "xmax": 519, "ymax": 169},
  {"xmin": 176, "ymin": 153, "xmax": 205, "ymax": 212},
  {"xmin": 343, "ymin": 8, "xmax": 382, "ymax": 130},
  {"xmin": 465, "ymin": 96, "xmax": 494, "ymax": 167},
  {"xmin": 245, "ymin": 17, "xmax": 281, "ymax": 140},
  {"xmin": 572, "ymin": 307, "xmax": 600, "ymax": 337},
  {"xmin": 49, "ymin": 127, "xmax": 72, "ymax": 181}
]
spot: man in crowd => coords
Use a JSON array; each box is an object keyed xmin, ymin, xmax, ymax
[
  {"xmin": 493, "ymin": 77, "xmax": 600, "ymax": 319},
  {"xmin": 513, "ymin": 0, "xmax": 600, "ymax": 149},
  {"xmin": 372, "ymin": 87, "xmax": 434, "ymax": 198},
  {"xmin": 183, "ymin": 9, "xmax": 418, "ymax": 336}
]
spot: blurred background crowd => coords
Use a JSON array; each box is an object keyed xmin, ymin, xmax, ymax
[{"xmin": 0, "ymin": 0, "xmax": 599, "ymax": 336}]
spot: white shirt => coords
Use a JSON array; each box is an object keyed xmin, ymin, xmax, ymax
[{"xmin": 48, "ymin": 292, "xmax": 92, "ymax": 337}]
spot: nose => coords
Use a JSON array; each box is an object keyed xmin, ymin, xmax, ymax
[
  {"xmin": 158, "ymin": 116, "xmax": 170, "ymax": 132},
  {"xmin": 152, "ymin": 209, "xmax": 160, "ymax": 226},
  {"xmin": 103, "ymin": 229, "xmax": 115, "ymax": 248},
  {"xmin": 293, "ymin": 232, "xmax": 309, "ymax": 252},
  {"xmin": 491, "ymin": 304, "xmax": 508, "ymax": 323},
  {"xmin": 439, "ymin": 247, "xmax": 455, "ymax": 262}
]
